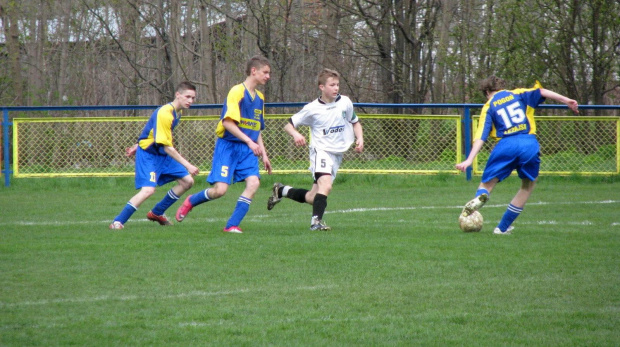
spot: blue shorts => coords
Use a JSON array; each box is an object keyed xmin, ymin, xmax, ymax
[
  {"xmin": 481, "ymin": 134, "xmax": 540, "ymax": 183},
  {"xmin": 135, "ymin": 147, "xmax": 189, "ymax": 189},
  {"xmin": 207, "ymin": 138, "xmax": 260, "ymax": 185}
]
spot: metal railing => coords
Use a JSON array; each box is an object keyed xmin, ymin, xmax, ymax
[{"xmin": 2, "ymin": 103, "xmax": 619, "ymax": 187}]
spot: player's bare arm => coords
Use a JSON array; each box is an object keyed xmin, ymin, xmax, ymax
[
  {"xmin": 284, "ymin": 122, "xmax": 306, "ymax": 147},
  {"xmin": 257, "ymin": 133, "xmax": 272, "ymax": 174},
  {"xmin": 222, "ymin": 118, "xmax": 262, "ymax": 156},
  {"xmin": 163, "ymin": 146, "xmax": 199, "ymax": 176},
  {"xmin": 456, "ymin": 139, "xmax": 485, "ymax": 172},
  {"xmin": 353, "ymin": 122, "xmax": 364, "ymax": 153},
  {"xmin": 540, "ymin": 89, "xmax": 579, "ymax": 114}
]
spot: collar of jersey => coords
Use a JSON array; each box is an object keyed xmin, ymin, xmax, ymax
[
  {"xmin": 242, "ymin": 82, "xmax": 257, "ymax": 101},
  {"xmin": 318, "ymin": 94, "xmax": 342, "ymax": 104}
]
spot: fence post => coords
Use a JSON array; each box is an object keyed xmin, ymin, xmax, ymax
[
  {"xmin": 2, "ymin": 108, "xmax": 11, "ymax": 187},
  {"xmin": 463, "ymin": 106, "xmax": 472, "ymax": 181},
  {"xmin": 617, "ymin": 117, "xmax": 620, "ymax": 174}
]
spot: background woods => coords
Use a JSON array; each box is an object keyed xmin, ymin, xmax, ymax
[{"xmin": 0, "ymin": 0, "xmax": 618, "ymax": 108}]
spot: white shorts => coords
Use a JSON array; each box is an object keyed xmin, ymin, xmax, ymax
[{"xmin": 309, "ymin": 147, "xmax": 343, "ymax": 180}]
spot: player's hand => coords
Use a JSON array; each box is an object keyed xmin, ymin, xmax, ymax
[
  {"xmin": 292, "ymin": 133, "xmax": 306, "ymax": 147},
  {"xmin": 455, "ymin": 160, "xmax": 472, "ymax": 173},
  {"xmin": 262, "ymin": 156, "xmax": 273, "ymax": 175},
  {"xmin": 247, "ymin": 141, "xmax": 262, "ymax": 156},
  {"xmin": 187, "ymin": 164, "xmax": 200, "ymax": 176},
  {"xmin": 355, "ymin": 139, "xmax": 364, "ymax": 153},
  {"xmin": 567, "ymin": 99, "xmax": 579, "ymax": 114},
  {"xmin": 125, "ymin": 144, "xmax": 138, "ymax": 157}
]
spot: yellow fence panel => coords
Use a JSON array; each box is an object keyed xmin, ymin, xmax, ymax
[
  {"xmin": 472, "ymin": 116, "xmax": 619, "ymax": 175},
  {"xmin": 13, "ymin": 115, "xmax": 462, "ymax": 177},
  {"xmin": 13, "ymin": 114, "xmax": 619, "ymax": 178}
]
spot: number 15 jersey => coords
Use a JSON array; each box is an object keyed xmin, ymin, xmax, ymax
[{"xmin": 475, "ymin": 81, "xmax": 546, "ymax": 142}]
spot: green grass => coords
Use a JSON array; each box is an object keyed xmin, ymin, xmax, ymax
[{"xmin": 1, "ymin": 174, "xmax": 619, "ymax": 346}]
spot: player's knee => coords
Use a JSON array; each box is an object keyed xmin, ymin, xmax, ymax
[
  {"xmin": 180, "ymin": 176, "xmax": 194, "ymax": 190},
  {"xmin": 210, "ymin": 184, "xmax": 228, "ymax": 199},
  {"xmin": 317, "ymin": 187, "xmax": 332, "ymax": 196},
  {"xmin": 521, "ymin": 179, "xmax": 536, "ymax": 190},
  {"xmin": 245, "ymin": 176, "xmax": 260, "ymax": 192},
  {"xmin": 141, "ymin": 187, "xmax": 156, "ymax": 198},
  {"xmin": 317, "ymin": 179, "xmax": 332, "ymax": 195}
]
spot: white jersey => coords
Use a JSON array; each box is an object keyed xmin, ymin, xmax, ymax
[{"xmin": 290, "ymin": 95, "xmax": 359, "ymax": 153}]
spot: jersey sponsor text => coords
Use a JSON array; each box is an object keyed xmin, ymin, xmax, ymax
[
  {"xmin": 323, "ymin": 125, "xmax": 345, "ymax": 135},
  {"xmin": 239, "ymin": 119, "xmax": 260, "ymax": 131},
  {"xmin": 493, "ymin": 94, "xmax": 515, "ymax": 107},
  {"xmin": 504, "ymin": 123, "xmax": 527, "ymax": 134}
]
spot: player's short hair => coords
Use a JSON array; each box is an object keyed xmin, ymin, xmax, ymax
[
  {"xmin": 176, "ymin": 81, "xmax": 196, "ymax": 93},
  {"xmin": 245, "ymin": 55, "xmax": 271, "ymax": 76},
  {"xmin": 480, "ymin": 75, "xmax": 506, "ymax": 97},
  {"xmin": 318, "ymin": 68, "xmax": 340, "ymax": 86}
]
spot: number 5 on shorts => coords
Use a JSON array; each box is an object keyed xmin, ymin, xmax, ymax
[{"xmin": 313, "ymin": 150, "xmax": 332, "ymax": 175}]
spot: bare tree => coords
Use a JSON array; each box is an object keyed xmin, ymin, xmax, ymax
[
  {"xmin": 0, "ymin": 0, "xmax": 617, "ymax": 108},
  {"xmin": 0, "ymin": 1, "xmax": 24, "ymax": 105}
]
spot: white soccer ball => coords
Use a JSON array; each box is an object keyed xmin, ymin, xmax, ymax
[{"xmin": 459, "ymin": 211, "xmax": 483, "ymax": 232}]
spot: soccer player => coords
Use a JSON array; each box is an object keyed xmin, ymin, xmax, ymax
[
  {"xmin": 175, "ymin": 55, "xmax": 273, "ymax": 233},
  {"xmin": 266, "ymin": 68, "xmax": 364, "ymax": 230},
  {"xmin": 109, "ymin": 81, "xmax": 200, "ymax": 229},
  {"xmin": 456, "ymin": 76, "xmax": 579, "ymax": 234}
]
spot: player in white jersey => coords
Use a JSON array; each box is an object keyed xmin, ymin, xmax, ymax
[{"xmin": 267, "ymin": 68, "xmax": 364, "ymax": 230}]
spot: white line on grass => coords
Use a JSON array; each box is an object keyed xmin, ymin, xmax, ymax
[
  {"xmin": 178, "ymin": 315, "xmax": 378, "ymax": 328},
  {"xmin": 1, "ymin": 200, "xmax": 618, "ymax": 227},
  {"xmin": 0, "ymin": 284, "xmax": 337, "ymax": 308},
  {"xmin": 3, "ymin": 218, "xmax": 225, "ymax": 227},
  {"xmin": 328, "ymin": 199, "xmax": 620, "ymax": 215}
]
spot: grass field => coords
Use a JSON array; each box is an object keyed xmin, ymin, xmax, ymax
[{"xmin": 1, "ymin": 174, "xmax": 619, "ymax": 346}]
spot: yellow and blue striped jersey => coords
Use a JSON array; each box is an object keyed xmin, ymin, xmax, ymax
[
  {"xmin": 138, "ymin": 103, "xmax": 181, "ymax": 155},
  {"xmin": 475, "ymin": 81, "xmax": 545, "ymax": 141},
  {"xmin": 216, "ymin": 83, "xmax": 265, "ymax": 142}
]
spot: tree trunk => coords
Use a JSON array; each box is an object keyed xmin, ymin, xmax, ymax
[{"xmin": 1, "ymin": 2, "xmax": 24, "ymax": 105}]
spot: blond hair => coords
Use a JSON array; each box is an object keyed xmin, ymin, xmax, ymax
[{"xmin": 318, "ymin": 68, "xmax": 340, "ymax": 86}]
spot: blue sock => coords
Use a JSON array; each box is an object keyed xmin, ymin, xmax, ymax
[
  {"xmin": 476, "ymin": 188, "xmax": 490, "ymax": 198},
  {"xmin": 151, "ymin": 189, "xmax": 180, "ymax": 215},
  {"xmin": 497, "ymin": 204, "xmax": 523, "ymax": 231},
  {"xmin": 189, "ymin": 188, "xmax": 212, "ymax": 207},
  {"xmin": 114, "ymin": 202, "xmax": 137, "ymax": 224},
  {"xmin": 226, "ymin": 196, "xmax": 251, "ymax": 228}
]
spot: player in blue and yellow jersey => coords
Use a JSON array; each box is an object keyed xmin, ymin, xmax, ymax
[
  {"xmin": 175, "ymin": 56, "xmax": 273, "ymax": 233},
  {"xmin": 109, "ymin": 82, "xmax": 200, "ymax": 229},
  {"xmin": 456, "ymin": 76, "xmax": 579, "ymax": 234}
]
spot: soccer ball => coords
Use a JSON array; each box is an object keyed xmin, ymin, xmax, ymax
[{"xmin": 459, "ymin": 211, "xmax": 483, "ymax": 232}]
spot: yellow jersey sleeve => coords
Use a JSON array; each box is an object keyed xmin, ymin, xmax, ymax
[
  {"xmin": 474, "ymin": 102, "xmax": 493, "ymax": 140},
  {"xmin": 223, "ymin": 84, "xmax": 245, "ymax": 122},
  {"xmin": 155, "ymin": 106, "xmax": 175, "ymax": 147}
]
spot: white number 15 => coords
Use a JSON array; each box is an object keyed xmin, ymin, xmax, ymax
[{"xmin": 497, "ymin": 102, "xmax": 525, "ymax": 128}]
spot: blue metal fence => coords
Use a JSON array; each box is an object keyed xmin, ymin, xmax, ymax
[{"xmin": 2, "ymin": 103, "xmax": 618, "ymax": 187}]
